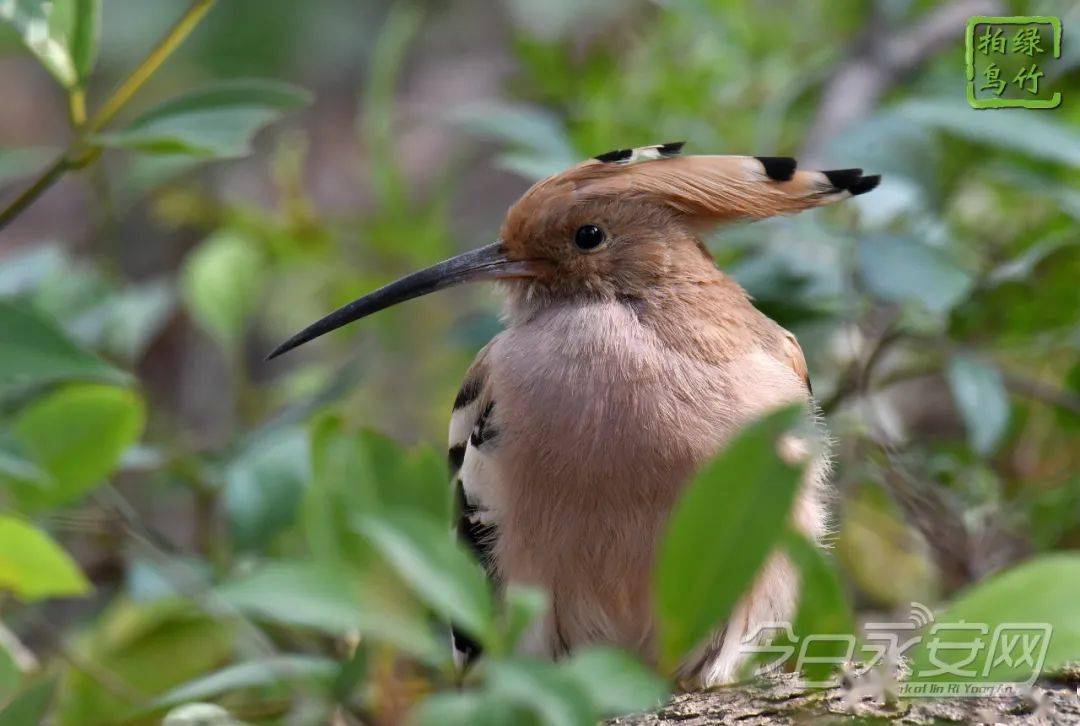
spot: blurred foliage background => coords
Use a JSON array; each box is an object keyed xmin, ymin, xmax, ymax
[{"xmin": 1, "ymin": 0, "xmax": 1079, "ymax": 723}]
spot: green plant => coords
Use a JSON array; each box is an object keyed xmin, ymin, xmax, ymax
[{"xmin": 1, "ymin": 1, "xmax": 1079, "ymax": 723}]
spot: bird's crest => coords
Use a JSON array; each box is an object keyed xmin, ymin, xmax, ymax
[{"xmin": 518, "ymin": 142, "xmax": 880, "ymax": 227}]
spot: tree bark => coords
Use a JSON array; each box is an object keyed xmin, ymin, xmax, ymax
[{"xmin": 612, "ymin": 672, "xmax": 1079, "ymax": 725}]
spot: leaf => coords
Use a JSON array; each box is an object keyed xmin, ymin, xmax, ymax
[
  {"xmin": 785, "ymin": 533, "xmax": 855, "ymax": 682},
  {"xmin": 0, "ymin": 0, "xmax": 76, "ymax": 87},
  {"xmin": 304, "ymin": 419, "xmax": 452, "ymax": 568},
  {"xmin": 483, "ymin": 657, "xmax": 596, "ymax": 726},
  {"xmin": 409, "ymin": 691, "xmax": 532, "ymax": 726},
  {"xmin": 95, "ymin": 79, "xmax": 312, "ymax": 158},
  {"xmin": 215, "ymin": 561, "xmax": 446, "ymax": 667},
  {"xmin": 162, "ymin": 703, "xmax": 240, "ymax": 726},
  {"xmin": 0, "ymin": 300, "xmax": 127, "ymax": 391},
  {"xmin": 66, "ymin": 0, "xmax": 99, "ymax": 82},
  {"xmin": 857, "ymin": 234, "xmax": 973, "ymax": 315},
  {"xmin": 151, "ymin": 655, "xmax": 337, "ymax": 709},
  {"xmin": 946, "ymin": 354, "xmax": 1010, "ymax": 456},
  {"xmin": 502, "ymin": 584, "xmax": 549, "ymax": 653},
  {"xmin": 654, "ymin": 405, "xmax": 805, "ymax": 669},
  {"xmin": 56, "ymin": 599, "xmax": 234, "ymax": 724},
  {"xmin": 0, "ymin": 637, "xmax": 21, "ymax": 706},
  {"xmin": 12, "ymin": 383, "xmax": 145, "ymax": 507},
  {"xmin": 69, "ymin": 279, "xmax": 175, "ymax": 363},
  {"xmin": 358, "ymin": 511, "xmax": 496, "ymax": 648},
  {"xmin": 452, "ymin": 102, "xmax": 577, "ymax": 181},
  {"xmin": 224, "ymin": 426, "xmax": 308, "ymax": 551},
  {"xmin": 561, "ymin": 647, "xmax": 668, "ymax": 717},
  {"xmin": 359, "ymin": 429, "xmax": 451, "ymax": 526},
  {"xmin": 0, "ymin": 516, "xmax": 89, "ymax": 600},
  {"xmin": 0, "ymin": 678, "xmax": 55, "ymax": 726},
  {"xmin": 304, "ymin": 414, "xmax": 377, "ymax": 567},
  {"xmin": 897, "ymin": 99, "xmax": 1080, "ymax": 169},
  {"xmin": 180, "ymin": 231, "xmax": 266, "ymax": 350},
  {"xmin": 906, "ymin": 554, "xmax": 1080, "ymax": 684}
]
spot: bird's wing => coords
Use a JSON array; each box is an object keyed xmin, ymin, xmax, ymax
[{"xmin": 447, "ymin": 341, "xmax": 501, "ymax": 665}]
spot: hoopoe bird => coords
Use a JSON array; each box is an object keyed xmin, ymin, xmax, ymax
[{"xmin": 269, "ymin": 143, "xmax": 879, "ymax": 686}]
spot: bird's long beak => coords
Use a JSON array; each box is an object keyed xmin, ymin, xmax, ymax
[{"xmin": 266, "ymin": 242, "xmax": 535, "ymax": 360}]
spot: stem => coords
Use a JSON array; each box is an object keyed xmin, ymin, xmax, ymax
[
  {"xmin": 86, "ymin": 0, "xmax": 217, "ymax": 134},
  {"xmin": 68, "ymin": 87, "xmax": 87, "ymax": 128},
  {"xmin": 0, "ymin": 0, "xmax": 217, "ymax": 233},
  {"xmin": 0, "ymin": 155, "xmax": 71, "ymax": 230}
]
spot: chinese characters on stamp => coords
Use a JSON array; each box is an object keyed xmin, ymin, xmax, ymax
[{"xmin": 966, "ymin": 16, "xmax": 1062, "ymax": 109}]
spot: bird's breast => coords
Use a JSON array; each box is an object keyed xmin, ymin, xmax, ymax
[
  {"xmin": 489, "ymin": 302, "xmax": 735, "ymax": 558},
  {"xmin": 483, "ymin": 299, "xmax": 811, "ymax": 650}
]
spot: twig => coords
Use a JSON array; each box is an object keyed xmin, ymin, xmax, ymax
[
  {"xmin": 1003, "ymin": 372, "xmax": 1080, "ymax": 416},
  {"xmin": 0, "ymin": 0, "xmax": 218, "ymax": 232},
  {"xmin": 800, "ymin": 0, "xmax": 1003, "ymax": 162},
  {"xmin": 86, "ymin": 0, "xmax": 217, "ymax": 135}
]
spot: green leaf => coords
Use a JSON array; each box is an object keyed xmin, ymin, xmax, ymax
[
  {"xmin": 304, "ymin": 419, "xmax": 452, "ymax": 567},
  {"xmin": 0, "ymin": 638, "xmax": 20, "ymax": 706},
  {"xmin": 502, "ymin": 584, "xmax": 549, "ymax": 653},
  {"xmin": 151, "ymin": 655, "xmax": 337, "ymax": 709},
  {"xmin": 66, "ymin": 0, "xmax": 99, "ymax": 82},
  {"xmin": 215, "ymin": 561, "xmax": 446, "ymax": 667},
  {"xmin": 483, "ymin": 657, "xmax": 596, "ymax": 726},
  {"xmin": 410, "ymin": 691, "xmax": 533, "ymax": 726},
  {"xmin": 72, "ymin": 280, "xmax": 175, "ymax": 363},
  {"xmin": 224, "ymin": 426, "xmax": 308, "ymax": 550},
  {"xmin": 906, "ymin": 554, "xmax": 1080, "ymax": 684},
  {"xmin": 898, "ymin": 99, "xmax": 1080, "ymax": 169},
  {"xmin": 180, "ymin": 231, "xmax": 266, "ymax": 350},
  {"xmin": 358, "ymin": 429, "xmax": 451, "ymax": 526},
  {"xmin": 304, "ymin": 415, "xmax": 377, "ymax": 567},
  {"xmin": 0, "ymin": 301, "xmax": 127, "ymax": 391},
  {"xmin": 0, "ymin": 0, "xmax": 76, "ymax": 87},
  {"xmin": 162, "ymin": 703, "xmax": 240, "ymax": 726},
  {"xmin": 561, "ymin": 647, "xmax": 668, "ymax": 717},
  {"xmin": 0, "ymin": 437, "xmax": 51, "ymax": 495},
  {"xmin": 785, "ymin": 533, "xmax": 855, "ymax": 682},
  {"xmin": 11, "ymin": 383, "xmax": 145, "ymax": 507},
  {"xmin": 0, "ymin": 516, "xmax": 89, "ymax": 600},
  {"xmin": 857, "ymin": 234, "xmax": 973, "ymax": 315},
  {"xmin": 0, "ymin": 678, "xmax": 55, "ymax": 726},
  {"xmin": 95, "ymin": 80, "xmax": 312, "ymax": 158},
  {"xmin": 655, "ymin": 405, "xmax": 804, "ymax": 669},
  {"xmin": 946, "ymin": 354, "xmax": 1010, "ymax": 456},
  {"xmin": 56, "ymin": 599, "xmax": 234, "ymax": 723},
  {"xmin": 452, "ymin": 102, "xmax": 577, "ymax": 181},
  {"xmin": 358, "ymin": 511, "xmax": 496, "ymax": 648}
]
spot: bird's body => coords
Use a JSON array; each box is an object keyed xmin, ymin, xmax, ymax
[
  {"xmin": 269, "ymin": 142, "xmax": 878, "ymax": 687},
  {"xmin": 449, "ymin": 242, "xmax": 828, "ymax": 686}
]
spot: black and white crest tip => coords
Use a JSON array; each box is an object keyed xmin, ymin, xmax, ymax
[
  {"xmin": 755, "ymin": 156, "xmax": 797, "ymax": 182},
  {"xmin": 594, "ymin": 141, "xmax": 686, "ymax": 164},
  {"xmin": 821, "ymin": 168, "xmax": 880, "ymax": 196},
  {"xmin": 594, "ymin": 147, "xmax": 633, "ymax": 163}
]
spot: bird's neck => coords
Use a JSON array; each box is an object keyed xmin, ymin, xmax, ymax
[{"xmin": 635, "ymin": 271, "xmax": 769, "ymax": 363}]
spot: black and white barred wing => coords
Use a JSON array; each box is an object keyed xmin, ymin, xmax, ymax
[{"xmin": 447, "ymin": 342, "xmax": 502, "ymax": 666}]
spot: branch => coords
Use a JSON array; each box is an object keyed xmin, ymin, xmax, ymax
[
  {"xmin": 613, "ymin": 672, "xmax": 1079, "ymax": 724},
  {"xmin": 0, "ymin": 0, "xmax": 217, "ymax": 232},
  {"xmin": 800, "ymin": 0, "xmax": 1003, "ymax": 162}
]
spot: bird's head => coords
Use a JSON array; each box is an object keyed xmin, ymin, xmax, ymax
[{"xmin": 267, "ymin": 143, "xmax": 877, "ymax": 359}]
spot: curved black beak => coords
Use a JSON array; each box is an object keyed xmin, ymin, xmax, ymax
[{"xmin": 266, "ymin": 242, "xmax": 534, "ymax": 360}]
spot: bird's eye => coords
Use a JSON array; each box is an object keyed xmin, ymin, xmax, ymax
[{"xmin": 573, "ymin": 224, "xmax": 606, "ymax": 251}]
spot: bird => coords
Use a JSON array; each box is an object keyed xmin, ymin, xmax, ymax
[{"xmin": 268, "ymin": 142, "xmax": 879, "ymax": 687}]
